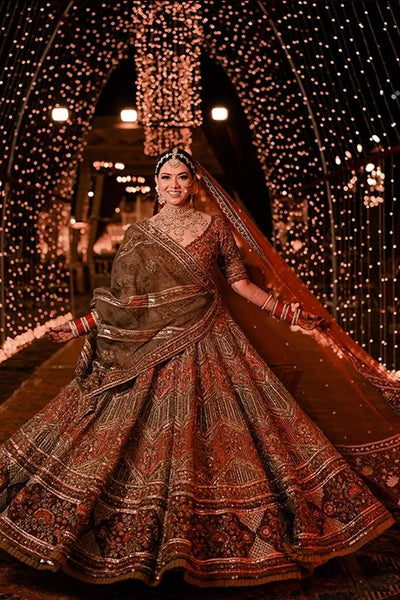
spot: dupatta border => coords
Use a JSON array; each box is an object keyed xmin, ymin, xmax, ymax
[
  {"xmin": 81, "ymin": 221, "xmax": 220, "ymax": 398},
  {"xmin": 139, "ymin": 220, "xmax": 215, "ymax": 290}
]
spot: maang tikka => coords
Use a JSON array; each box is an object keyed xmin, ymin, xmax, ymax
[{"xmin": 167, "ymin": 147, "xmax": 181, "ymax": 168}]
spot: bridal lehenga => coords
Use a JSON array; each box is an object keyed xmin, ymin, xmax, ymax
[{"xmin": 0, "ymin": 165, "xmax": 399, "ymax": 587}]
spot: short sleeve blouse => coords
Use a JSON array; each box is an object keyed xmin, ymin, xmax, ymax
[{"xmin": 216, "ymin": 216, "xmax": 248, "ymax": 285}]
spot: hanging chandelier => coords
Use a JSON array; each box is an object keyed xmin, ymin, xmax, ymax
[{"xmin": 133, "ymin": 1, "xmax": 203, "ymax": 156}]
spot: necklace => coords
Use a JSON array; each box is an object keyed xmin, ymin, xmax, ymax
[{"xmin": 152, "ymin": 203, "xmax": 208, "ymax": 244}]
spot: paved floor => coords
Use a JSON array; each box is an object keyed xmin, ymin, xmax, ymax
[
  {"xmin": 0, "ymin": 293, "xmax": 91, "ymax": 405},
  {"xmin": 0, "ymin": 337, "xmax": 83, "ymax": 443}
]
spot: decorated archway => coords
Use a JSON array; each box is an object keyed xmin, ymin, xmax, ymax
[{"xmin": 0, "ymin": 1, "xmax": 399, "ymax": 371}]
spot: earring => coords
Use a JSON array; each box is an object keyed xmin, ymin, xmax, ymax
[
  {"xmin": 155, "ymin": 184, "xmax": 165, "ymax": 206},
  {"xmin": 189, "ymin": 190, "xmax": 197, "ymax": 205}
]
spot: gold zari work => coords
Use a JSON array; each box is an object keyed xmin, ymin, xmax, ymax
[{"xmin": 0, "ymin": 216, "xmax": 394, "ymax": 587}]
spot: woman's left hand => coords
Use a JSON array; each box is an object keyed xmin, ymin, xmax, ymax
[
  {"xmin": 298, "ymin": 310, "xmax": 328, "ymax": 331},
  {"xmin": 44, "ymin": 323, "xmax": 75, "ymax": 343}
]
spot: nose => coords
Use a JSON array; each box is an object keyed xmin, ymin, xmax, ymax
[{"xmin": 169, "ymin": 176, "xmax": 181, "ymax": 188}]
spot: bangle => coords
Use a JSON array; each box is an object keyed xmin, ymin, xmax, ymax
[
  {"xmin": 69, "ymin": 320, "xmax": 79, "ymax": 338},
  {"xmin": 69, "ymin": 312, "xmax": 98, "ymax": 337},
  {"xmin": 81, "ymin": 313, "xmax": 97, "ymax": 333},
  {"xmin": 90, "ymin": 309, "xmax": 100, "ymax": 328},
  {"xmin": 291, "ymin": 307, "xmax": 301, "ymax": 326},
  {"xmin": 261, "ymin": 294, "xmax": 273, "ymax": 311},
  {"xmin": 270, "ymin": 299, "xmax": 279, "ymax": 318},
  {"xmin": 280, "ymin": 304, "xmax": 290, "ymax": 322}
]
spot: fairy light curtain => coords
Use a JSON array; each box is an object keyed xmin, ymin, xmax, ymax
[
  {"xmin": 202, "ymin": 0, "xmax": 400, "ymax": 372},
  {"xmin": 0, "ymin": 0, "xmax": 133, "ymax": 359},
  {"xmin": 0, "ymin": 0, "xmax": 399, "ymax": 371},
  {"xmin": 132, "ymin": 1, "xmax": 203, "ymax": 156}
]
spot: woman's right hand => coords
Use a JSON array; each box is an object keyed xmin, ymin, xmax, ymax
[
  {"xmin": 298, "ymin": 310, "xmax": 328, "ymax": 331},
  {"xmin": 44, "ymin": 323, "xmax": 75, "ymax": 343}
]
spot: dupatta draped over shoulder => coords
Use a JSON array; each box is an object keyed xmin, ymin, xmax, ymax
[{"xmin": 75, "ymin": 220, "xmax": 219, "ymax": 398}]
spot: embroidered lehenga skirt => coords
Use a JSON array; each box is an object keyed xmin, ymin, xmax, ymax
[{"xmin": 0, "ymin": 216, "xmax": 394, "ymax": 586}]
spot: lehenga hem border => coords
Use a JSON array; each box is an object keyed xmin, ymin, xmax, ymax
[{"xmin": 0, "ymin": 515, "xmax": 393, "ymax": 588}]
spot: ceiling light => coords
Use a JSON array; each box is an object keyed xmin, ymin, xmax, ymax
[
  {"xmin": 51, "ymin": 107, "xmax": 69, "ymax": 121},
  {"xmin": 120, "ymin": 108, "xmax": 138, "ymax": 122},
  {"xmin": 211, "ymin": 106, "xmax": 228, "ymax": 121}
]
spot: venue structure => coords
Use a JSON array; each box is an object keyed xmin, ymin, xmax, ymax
[{"xmin": 0, "ymin": 0, "xmax": 399, "ymax": 374}]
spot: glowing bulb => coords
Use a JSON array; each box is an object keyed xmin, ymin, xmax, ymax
[
  {"xmin": 371, "ymin": 134, "xmax": 380, "ymax": 143},
  {"xmin": 114, "ymin": 162, "xmax": 125, "ymax": 170},
  {"xmin": 335, "ymin": 156, "xmax": 341, "ymax": 165},
  {"xmin": 120, "ymin": 109, "xmax": 138, "ymax": 122},
  {"xmin": 365, "ymin": 163, "xmax": 375, "ymax": 172},
  {"xmin": 51, "ymin": 107, "xmax": 69, "ymax": 121},
  {"xmin": 211, "ymin": 106, "xmax": 228, "ymax": 120}
]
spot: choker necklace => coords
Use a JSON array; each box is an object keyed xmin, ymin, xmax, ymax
[
  {"xmin": 159, "ymin": 203, "xmax": 194, "ymax": 216},
  {"xmin": 153, "ymin": 203, "xmax": 207, "ymax": 244}
]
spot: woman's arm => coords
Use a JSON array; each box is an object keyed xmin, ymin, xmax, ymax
[
  {"xmin": 231, "ymin": 278, "xmax": 272, "ymax": 308},
  {"xmin": 231, "ymin": 278, "xmax": 324, "ymax": 330},
  {"xmin": 45, "ymin": 311, "xmax": 99, "ymax": 343}
]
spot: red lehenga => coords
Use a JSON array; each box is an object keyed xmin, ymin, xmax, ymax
[{"xmin": 0, "ymin": 213, "xmax": 397, "ymax": 587}]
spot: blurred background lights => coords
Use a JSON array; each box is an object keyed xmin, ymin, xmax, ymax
[
  {"xmin": 211, "ymin": 106, "xmax": 228, "ymax": 121},
  {"xmin": 0, "ymin": 1, "xmax": 399, "ymax": 371},
  {"xmin": 120, "ymin": 108, "xmax": 138, "ymax": 122}
]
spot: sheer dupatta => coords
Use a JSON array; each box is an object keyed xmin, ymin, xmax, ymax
[
  {"xmin": 194, "ymin": 162, "xmax": 400, "ymax": 508},
  {"xmin": 75, "ymin": 220, "xmax": 219, "ymax": 399}
]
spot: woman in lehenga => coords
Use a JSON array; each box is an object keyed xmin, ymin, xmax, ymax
[{"xmin": 0, "ymin": 147, "xmax": 399, "ymax": 588}]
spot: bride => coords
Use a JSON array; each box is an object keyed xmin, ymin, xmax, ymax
[{"xmin": 0, "ymin": 147, "xmax": 398, "ymax": 587}]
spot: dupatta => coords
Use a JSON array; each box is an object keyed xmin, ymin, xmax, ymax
[
  {"xmin": 194, "ymin": 162, "xmax": 400, "ymax": 508},
  {"xmin": 75, "ymin": 220, "xmax": 219, "ymax": 398}
]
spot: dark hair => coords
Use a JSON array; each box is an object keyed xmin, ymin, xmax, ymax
[{"xmin": 154, "ymin": 147, "xmax": 196, "ymax": 176}]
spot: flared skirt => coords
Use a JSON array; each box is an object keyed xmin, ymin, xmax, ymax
[{"xmin": 0, "ymin": 311, "xmax": 393, "ymax": 587}]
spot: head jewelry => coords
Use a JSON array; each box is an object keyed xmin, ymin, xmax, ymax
[{"xmin": 155, "ymin": 147, "xmax": 196, "ymax": 176}]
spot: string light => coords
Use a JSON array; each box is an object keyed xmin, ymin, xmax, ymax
[
  {"xmin": 0, "ymin": 1, "xmax": 131, "ymax": 358},
  {"xmin": 132, "ymin": 0, "xmax": 203, "ymax": 155},
  {"xmin": 0, "ymin": 1, "xmax": 398, "ymax": 370},
  {"xmin": 203, "ymin": 1, "xmax": 400, "ymax": 368}
]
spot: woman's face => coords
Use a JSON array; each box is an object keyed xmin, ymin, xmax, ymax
[{"xmin": 156, "ymin": 161, "xmax": 194, "ymax": 206}]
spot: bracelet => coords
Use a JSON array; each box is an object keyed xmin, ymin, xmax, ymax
[
  {"xmin": 280, "ymin": 304, "xmax": 290, "ymax": 322},
  {"xmin": 291, "ymin": 307, "xmax": 301, "ymax": 326},
  {"xmin": 90, "ymin": 309, "xmax": 100, "ymax": 328},
  {"xmin": 260, "ymin": 294, "xmax": 273, "ymax": 311},
  {"xmin": 69, "ymin": 320, "xmax": 79, "ymax": 338},
  {"xmin": 270, "ymin": 299, "xmax": 279, "ymax": 318},
  {"xmin": 69, "ymin": 311, "xmax": 99, "ymax": 337}
]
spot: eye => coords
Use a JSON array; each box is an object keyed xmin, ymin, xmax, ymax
[{"xmin": 160, "ymin": 174, "xmax": 170, "ymax": 179}]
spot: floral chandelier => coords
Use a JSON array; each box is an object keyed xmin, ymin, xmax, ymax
[{"xmin": 133, "ymin": 1, "xmax": 203, "ymax": 156}]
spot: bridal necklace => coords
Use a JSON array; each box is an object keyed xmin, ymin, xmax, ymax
[{"xmin": 153, "ymin": 203, "xmax": 208, "ymax": 244}]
